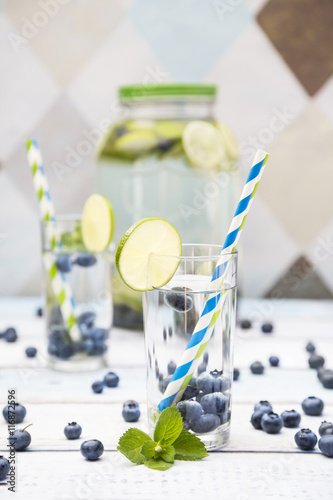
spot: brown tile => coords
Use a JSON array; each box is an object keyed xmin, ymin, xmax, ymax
[
  {"xmin": 4, "ymin": 0, "xmax": 126, "ymax": 86},
  {"xmin": 259, "ymin": 102, "xmax": 333, "ymax": 247},
  {"xmin": 265, "ymin": 256, "xmax": 333, "ymax": 299},
  {"xmin": 257, "ymin": 0, "xmax": 333, "ymax": 95}
]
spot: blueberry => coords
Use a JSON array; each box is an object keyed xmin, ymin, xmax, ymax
[
  {"xmin": 269, "ymin": 356, "xmax": 279, "ymax": 367},
  {"xmin": 201, "ymin": 392, "xmax": 228, "ymax": 415},
  {"xmin": 250, "ymin": 361, "xmax": 264, "ymax": 375},
  {"xmin": 281, "ymin": 410, "xmax": 301, "ymax": 428},
  {"xmin": 233, "ymin": 368, "xmax": 240, "ymax": 381},
  {"xmin": 164, "ymin": 287, "xmax": 193, "ymax": 312},
  {"xmin": 220, "ymin": 410, "xmax": 231, "ymax": 425},
  {"xmin": 319, "ymin": 421, "xmax": 333, "ymax": 436},
  {"xmin": 294, "ymin": 429, "xmax": 317, "ymax": 451},
  {"xmin": 302, "ymin": 396, "xmax": 324, "ymax": 416},
  {"xmin": 261, "ymin": 322, "xmax": 274, "ymax": 334},
  {"xmin": 0, "ymin": 456, "xmax": 10, "ymax": 481},
  {"xmin": 167, "ymin": 360, "xmax": 177, "ymax": 375},
  {"xmin": 80, "ymin": 439, "xmax": 104, "ymax": 461},
  {"xmin": 74, "ymin": 254, "xmax": 97, "ymax": 267},
  {"xmin": 36, "ymin": 307, "xmax": 43, "ymax": 317},
  {"xmin": 254, "ymin": 401, "xmax": 273, "ymax": 412},
  {"xmin": 64, "ymin": 422, "xmax": 82, "ymax": 440},
  {"xmin": 9, "ymin": 426, "xmax": 32, "ymax": 451},
  {"xmin": 240, "ymin": 319, "xmax": 252, "ymax": 329},
  {"xmin": 318, "ymin": 434, "xmax": 333, "ymax": 457},
  {"xmin": 159, "ymin": 375, "xmax": 172, "ymax": 393},
  {"xmin": 0, "ymin": 331, "xmax": 3, "ymax": 339},
  {"xmin": 57, "ymin": 344, "xmax": 74, "ymax": 360},
  {"xmin": 4, "ymin": 327, "xmax": 18, "ymax": 343},
  {"xmin": 308, "ymin": 354, "xmax": 325, "ymax": 369},
  {"xmin": 92, "ymin": 381, "xmax": 104, "ymax": 394},
  {"xmin": 176, "ymin": 400, "xmax": 202, "ymax": 421},
  {"xmin": 157, "ymin": 138, "xmax": 174, "ymax": 152},
  {"xmin": 197, "ymin": 361, "xmax": 207, "ymax": 376},
  {"xmin": 88, "ymin": 340, "xmax": 107, "ymax": 356},
  {"xmin": 122, "ymin": 400, "xmax": 140, "ymax": 422},
  {"xmin": 251, "ymin": 409, "xmax": 271, "ymax": 430},
  {"xmin": 261, "ymin": 412, "xmax": 283, "ymax": 434},
  {"xmin": 305, "ymin": 342, "xmax": 316, "ymax": 354},
  {"xmin": 321, "ymin": 371, "xmax": 333, "ymax": 389},
  {"xmin": 88, "ymin": 328, "xmax": 108, "ymax": 341},
  {"xmin": 56, "ymin": 254, "xmax": 72, "ymax": 273},
  {"xmin": 190, "ymin": 414, "xmax": 220, "ymax": 434},
  {"xmin": 197, "ymin": 370, "xmax": 230, "ymax": 394},
  {"xmin": 25, "ymin": 347, "xmax": 37, "ymax": 358},
  {"xmin": 3, "ymin": 403, "xmax": 26, "ymax": 424},
  {"xmin": 77, "ymin": 311, "xmax": 96, "ymax": 330},
  {"xmin": 183, "ymin": 377, "xmax": 198, "ymax": 399},
  {"xmin": 104, "ymin": 372, "xmax": 119, "ymax": 388}
]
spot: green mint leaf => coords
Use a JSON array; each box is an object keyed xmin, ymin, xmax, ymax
[
  {"xmin": 140, "ymin": 440, "xmax": 157, "ymax": 460},
  {"xmin": 160, "ymin": 444, "xmax": 175, "ymax": 463},
  {"xmin": 173, "ymin": 430, "xmax": 209, "ymax": 461},
  {"xmin": 143, "ymin": 458, "xmax": 173, "ymax": 471},
  {"xmin": 154, "ymin": 406, "xmax": 183, "ymax": 445},
  {"xmin": 117, "ymin": 428, "xmax": 153, "ymax": 465}
]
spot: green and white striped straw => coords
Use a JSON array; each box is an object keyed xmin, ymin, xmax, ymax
[{"xmin": 26, "ymin": 139, "xmax": 80, "ymax": 342}]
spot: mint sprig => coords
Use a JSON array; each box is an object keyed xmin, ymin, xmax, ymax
[{"xmin": 117, "ymin": 406, "xmax": 208, "ymax": 470}]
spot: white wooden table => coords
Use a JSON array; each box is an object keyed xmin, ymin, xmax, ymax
[{"xmin": 0, "ymin": 298, "xmax": 333, "ymax": 500}]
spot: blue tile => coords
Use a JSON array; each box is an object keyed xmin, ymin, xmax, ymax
[{"xmin": 131, "ymin": 0, "xmax": 252, "ymax": 80}]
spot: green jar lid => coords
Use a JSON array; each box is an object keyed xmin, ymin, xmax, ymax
[{"xmin": 119, "ymin": 84, "xmax": 216, "ymax": 101}]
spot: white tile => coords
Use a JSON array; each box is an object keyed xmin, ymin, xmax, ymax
[
  {"xmin": 240, "ymin": 195, "xmax": 300, "ymax": 297},
  {"xmin": 0, "ymin": 172, "xmax": 41, "ymax": 295},
  {"xmin": 67, "ymin": 18, "xmax": 168, "ymax": 128},
  {"xmin": 243, "ymin": 0, "xmax": 269, "ymax": 14},
  {"xmin": 206, "ymin": 23, "xmax": 309, "ymax": 153},
  {"xmin": 305, "ymin": 219, "xmax": 333, "ymax": 294},
  {"xmin": 0, "ymin": 13, "xmax": 59, "ymax": 161},
  {"xmin": 315, "ymin": 74, "xmax": 333, "ymax": 128}
]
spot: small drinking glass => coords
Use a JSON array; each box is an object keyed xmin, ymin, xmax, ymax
[
  {"xmin": 143, "ymin": 244, "xmax": 237, "ymax": 450},
  {"xmin": 41, "ymin": 215, "xmax": 113, "ymax": 371}
]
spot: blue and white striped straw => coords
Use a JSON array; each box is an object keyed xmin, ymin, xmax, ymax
[{"xmin": 158, "ymin": 149, "xmax": 269, "ymax": 411}]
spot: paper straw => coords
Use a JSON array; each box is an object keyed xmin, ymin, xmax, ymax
[
  {"xmin": 26, "ymin": 139, "xmax": 80, "ymax": 341},
  {"xmin": 158, "ymin": 149, "xmax": 269, "ymax": 411}
]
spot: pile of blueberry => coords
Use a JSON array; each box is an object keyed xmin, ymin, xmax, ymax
[
  {"xmin": 0, "ymin": 327, "xmax": 18, "ymax": 343},
  {"xmin": 92, "ymin": 371, "xmax": 119, "ymax": 394},
  {"xmin": 306, "ymin": 342, "xmax": 333, "ymax": 389},
  {"xmin": 250, "ymin": 396, "xmax": 333, "ymax": 458},
  {"xmin": 2, "ymin": 403, "xmax": 32, "ymax": 454},
  {"xmin": 48, "ymin": 310, "xmax": 108, "ymax": 361},
  {"xmin": 170, "ymin": 369, "xmax": 231, "ymax": 434}
]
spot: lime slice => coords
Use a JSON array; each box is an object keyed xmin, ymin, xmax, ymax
[
  {"xmin": 114, "ymin": 130, "xmax": 157, "ymax": 154},
  {"xmin": 116, "ymin": 218, "xmax": 182, "ymax": 292},
  {"xmin": 155, "ymin": 120, "xmax": 187, "ymax": 139},
  {"xmin": 82, "ymin": 194, "xmax": 115, "ymax": 252},
  {"xmin": 216, "ymin": 122, "xmax": 239, "ymax": 162},
  {"xmin": 182, "ymin": 121, "xmax": 227, "ymax": 169}
]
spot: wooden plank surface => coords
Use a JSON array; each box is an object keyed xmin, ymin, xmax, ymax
[{"xmin": 0, "ymin": 299, "xmax": 332, "ymax": 500}]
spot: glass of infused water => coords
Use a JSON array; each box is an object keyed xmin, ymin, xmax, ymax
[
  {"xmin": 143, "ymin": 244, "xmax": 237, "ymax": 450},
  {"xmin": 41, "ymin": 215, "xmax": 113, "ymax": 371}
]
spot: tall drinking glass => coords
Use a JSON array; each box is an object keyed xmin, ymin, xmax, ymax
[
  {"xmin": 143, "ymin": 244, "xmax": 237, "ymax": 450},
  {"xmin": 41, "ymin": 215, "xmax": 113, "ymax": 371}
]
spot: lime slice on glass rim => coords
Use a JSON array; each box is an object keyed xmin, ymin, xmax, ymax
[
  {"xmin": 182, "ymin": 120, "xmax": 227, "ymax": 169},
  {"xmin": 82, "ymin": 194, "xmax": 115, "ymax": 252},
  {"xmin": 115, "ymin": 218, "xmax": 182, "ymax": 292}
]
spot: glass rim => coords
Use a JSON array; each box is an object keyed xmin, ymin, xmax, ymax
[
  {"xmin": 149, "ymin": 243, "xmax": 238, "ymax": 261},
  {"xmin": 41, "ymin": 214, "xmax": 82, "ymax": 226}
]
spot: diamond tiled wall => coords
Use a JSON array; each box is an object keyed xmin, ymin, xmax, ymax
[{"xmin": 1, "ymin": 0, "xmax": 333, "ymax": 298}]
